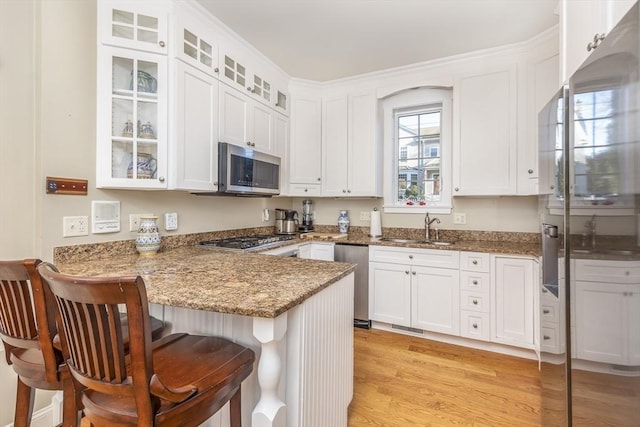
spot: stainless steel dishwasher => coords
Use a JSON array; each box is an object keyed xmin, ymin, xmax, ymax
[{"xmin": 334, "ymin": 243, "xmax": 370, "ymax": 328}]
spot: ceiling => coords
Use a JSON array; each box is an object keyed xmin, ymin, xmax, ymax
[{"xmin": 195, "ymin": 0, "xmax": 559, "ymax": 82}]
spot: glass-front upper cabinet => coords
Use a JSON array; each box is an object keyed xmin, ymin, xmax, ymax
[
  {"xmin": 98, "ymin": 0, "xmax": 168, "ymax": 54},
  {"xmin": 97, "ymin": 47, "xmax": 167, "ymax": 189},
  {"xmin": 174, "ymin": 11, "xmax": 219, "ymax": 77}
]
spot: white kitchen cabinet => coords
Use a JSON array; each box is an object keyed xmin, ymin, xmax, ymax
[
  {"xmin": 492, "ymin": 256, "xmax": 535, "ymax": 348},
  {"xmin": 322, "ymin": 92, "xmax": 380, "ymax": 197},
  {"xmin": 173, "ymin": 10, "xmax": 218, "ymax": 77},
  {"xmin": 218, "ymin": 83, "xmax": 274, "ymax": 154},
  {"xmin": 369, "ymin": 261, "xmax": 412, "ymax": 327},
  {"xmin": 171, "ymin": 60, "xmax": 218, "ymax": 191},
  {"xmin": 96, "ymin": 46, "xmax": 168, "ymax": 189},
  {"xmin": 453, "ymin": 65, "xmax": 517, "ymax": 195},
  {"xmin": 369, "ymin": 246, "xmax": 460, "ymax": 333},
  {"xmin": 412, "ymin": 265, "xmax": 460, "ymax": 335},
  {"xmin": 519, "ymin": 50, "xmax": 559, "ymax": 195},
  {"xmin": 561, "ymin": 0, "xmax": 635, "ymax": 81},
  {"xmin": 298, "ymin": 242, "xmax": 334, "ymax": 261},
  {"xmin": 459, "ymin": 252, "xmax": 491, "ymax": 341},
  {"xmin": 289, "ymin": 91, "xmax": 323, "ymax": 195},
  {"xmin": 98, "ymin": 0, "xmax": 169, "ymax": 54},
  {"xmin": 574, "ymin": 259, "xmax": 640, "ymax": 365}
]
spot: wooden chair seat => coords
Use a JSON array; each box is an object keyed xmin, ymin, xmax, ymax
[{"xmin": 37, "ymin": 262, "xmax": 255, "ymax": 427}]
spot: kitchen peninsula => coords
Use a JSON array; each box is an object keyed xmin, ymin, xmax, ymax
[{"xmin": 56, "ymin": 246, "xmax": 356, "ymax": 427}]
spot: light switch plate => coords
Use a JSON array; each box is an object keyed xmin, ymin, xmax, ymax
[
  {"xmin": 164, "ymin": 212, "xmax": 178, "ymax": 231},
  {"xmin": 63, "ymin": 216, "xmax": 89, "ymax": 237}
]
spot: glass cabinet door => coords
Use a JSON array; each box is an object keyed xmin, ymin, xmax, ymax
[
  {"xmin": 98, "ymin": 47, "xmax": 166, "ymax": 188},
  {"xmin": 99, "ymin": 2, "xmax": 168, "ymax": 54}
]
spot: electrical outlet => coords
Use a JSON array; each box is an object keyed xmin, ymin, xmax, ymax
[
  {"xmin": 129, "ymin": 213, "xmax": 153, "ymax": 232},
  {"xmin": 164, "ymin": 212, "xmax": 178, "ymax": 231},
  {"xmin": 360, "ymin": 211, "xmax": 371, "ymax": 221},
  {"xmin": 63, "ymin": 216, "xmax": 89, "ymax": 237},
  {"xmin": 453, "ymin": 213, "xmax": 467, "ymax": 225}
]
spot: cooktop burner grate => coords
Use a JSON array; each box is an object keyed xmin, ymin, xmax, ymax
[{"xmin": 199, "ymin": 234, "xmax": 295, "ymax": 250}]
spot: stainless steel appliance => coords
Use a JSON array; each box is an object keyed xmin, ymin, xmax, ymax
[
  {"xmin": 218, "ymin": 142, "xmax": 280, "ymax": 196},
  {"xmin": 334, "ymin": 243, "xmax": 370, "ymax": 328},
  {"xmin": 276, "ymin": 209, "xmax": 298, "ymax": 235},
  {"xmin": 299, "ymin": 199, "xmax": 314, "ymax": 232},
  {"xmin": 274, "ymin": 209, "xmax": 286, "ymax": 234},
  {"xmin": 199, "ymin": 234, "xmax": 295, "ymax": 251},
  {"xmin": 538, "ymin": 5, "xmax": 639, "ymax": 425}
]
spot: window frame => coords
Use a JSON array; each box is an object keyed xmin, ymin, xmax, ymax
[{"xmin": 382, "ymin": 87, "xmax": 453, "ymax": 214}]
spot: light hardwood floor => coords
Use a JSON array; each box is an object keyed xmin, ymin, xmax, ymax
[{"xmin": 348, "ymin": 327, "xmax": 541, "ymax": 426}]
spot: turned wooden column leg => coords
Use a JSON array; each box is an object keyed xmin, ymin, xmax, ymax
[
  {"xmin": 15, "ymin": 377, "xmax": 35, "ymax": 427},
  {"xmin": 229, "ymin": 387, "xmax": 242, "ymax": 427},
  {"xmin": 252, "ymin": 313, "xmax": 287, "ymax": 427}
]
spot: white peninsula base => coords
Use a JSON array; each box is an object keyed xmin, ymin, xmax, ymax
[{"xmin": 149, "ymin": 273, "xmax": 354, "ymax": 427}]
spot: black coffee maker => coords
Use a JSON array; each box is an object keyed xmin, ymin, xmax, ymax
[{"xmin": 299, "ymin": 199, "xmax": 314, "ymax": 232}]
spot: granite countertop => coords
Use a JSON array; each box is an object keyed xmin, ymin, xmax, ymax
[{"xmin": 56, "ymin": 246, "xmax": 356, "ymax": 318}]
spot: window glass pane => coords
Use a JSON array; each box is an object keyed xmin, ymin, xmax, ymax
[
  {"xmin": 137, "ymin": 14, "xmax": 158, "ymax": 30},
  {"xmin": 183, "ymin": 43, "xmax": 197, "ymax": 59},
  {"xmin": 113, "ymin": 9, "xmax": 133, "ymax": 25},
  {"xmin": 395, "ymin": 106, "xmax": 442, "ymax": 205},
  {"xmin": 200, "ymin": 40, "xmax": 212, "ymax": 56}
]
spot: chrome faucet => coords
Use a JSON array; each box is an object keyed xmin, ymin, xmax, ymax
[{"xmin": 425, "ymin": 212, "xmax": 440, "ymax": 241}]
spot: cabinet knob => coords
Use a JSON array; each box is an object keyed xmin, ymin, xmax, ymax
[
  {"xmin": 472, "ymin": 299, "xmax": 478, "ymax": 305},
  {"xmin": 159, "ymin": 40, "xmax": 165, "ymax": 47},
  {"xmin": 246, "ymin": 141, "xmax": 255, "ymax": 147},
  {"xmin": 405, "ymin": 270, "xmax": 410, "ymax": 275},
  {"xmin": 528, "ymin": 169, "xmax": 534, "ymax": 174},
  {"xmin": 472, "ymin": 280, "xmax": 478, "ymax": 285},
  {"xmin": 158, "ymin": 176, "xmax": 165, "ymax": 182},
  {"xmin": 214, "ymin": 67, "xmax": 219, "ymax": 73},
  {"xmin": 347, "ymin": 189, "xmax": 351, "ymax": 193},
  {"xmin": 455, "ymin": 187, "xmax": 459, "ymax": 192},
  {"xmin": 543, "ymin": 335, "xmax": 551, "ymax": 340},
  {"xmin": 304, "ymin": 188, "xmax": 308, "ymax": 192},
  {"xmin": 317, "ymin": 177, "xmax": 321, "ymax": 181},
  {"xmin": 412, "ymin": 271, "xmax": 416, "ymax": 275},
  {"xmin": 213, "ymin": 181, "xmax": 218, "ymax": 186},
  {"xmin": 247, "ymin": 86, "xmax": 253, "ymax": 92},
  {"xmin": 472, "ymin": 323, "xmax": 478, "ymax": 329},
  {"xmin": 543, "ymin": 309, "xmax": 550, "ymax": 314},
  {"xmin": 408, "ymin": 255, "xmax": 413, "ymax": 259},
  {"xmin": 550, "ymin": 185, "xmax": 555, "ymax": 190},
  {"xmin": 472, "ymin": 260, "xmax": 478, "ymax": 265},
  {"xmin": 342, "ymin": 189, "xmax": 347, "ymax": 193},
  {"xmin": 625, "ymin": 271, "xmax": 630, "ymax": 276}
]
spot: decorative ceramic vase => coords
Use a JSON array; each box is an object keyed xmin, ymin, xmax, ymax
[
  {"xmin": 127, "ymin": 152, "xmax": 157, "ymax": 179},
  {"xmin": 338, "ymin": 210, "xmax": 350, "ymax": 234},
  {"xmin": 135, "ymin": 216, "xmax": 161, "ymax": 257}
]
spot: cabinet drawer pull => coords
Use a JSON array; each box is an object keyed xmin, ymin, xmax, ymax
[
  {"xmin": 304, "ymin": 188, "xmax": 308, "ymax": 192},
  {"xmin": 408, "ymin": 255, "xmax": 413, "ymax": 259},
  {"xmin": 472, "ymin": 260, "xmax": 478, "ymax": 265},
  {"xmin": 528, "ymin": 169, "xmax": 534, "ymax": 174},
  {"xmin": 472, "ymin": 323, "xmax": 478, "ymax": 329},
  {"xmin": 472, "ymin": 280, "xmax": 478, "ymax": 285},
  {"xmin": 543, "ymin": 335, "xmax": 551, "ymax": 340},
  {"xmin": 543, "ymin": 309, "xmax": 550, "ymax": 314},
  {"xmin": 472, "ymin": 299, "xmax": 478, "ymax": 305}
]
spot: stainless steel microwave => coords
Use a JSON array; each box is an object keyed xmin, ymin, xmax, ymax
[{"xmin": 218, "ymin": 142, "xmax": 280, "ymax": 196}]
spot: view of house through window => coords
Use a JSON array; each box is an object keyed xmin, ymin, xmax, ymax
[{"xmin": 395, "ymin": 106, "xmax": 442, "ymax": 205}]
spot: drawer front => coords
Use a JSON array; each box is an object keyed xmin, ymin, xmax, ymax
[
  {"xmin": 574, "ymin": 259, "xmax": 640, "ymax": 283},
  {"xmin": 460, "ymin": 311, "xmax": 490, "ymax": 341},
  {"xmin": 369, "ymin": 245, "xmax": 460, "ymax": 269},
  {"xmin": 541, "ymin": 302, "xmax": 560, "ymax": 323},
  {"xmin": 541, "ymin": 324, "xmax": 560, "ymax": 353},
  {"xmin": 460, "ymin": 252, "xmax": 491, "ymax": 273},
  {"xmin": 460, "ymin": 271, "xmax": 490, "ymax": 292},
  {"xmin": 288, "ymin": 184, "xmax": 321, "ymax": 196},
  {"xmin": 460, "ymin": 291, "xmax": 489, "ymax": 313}
]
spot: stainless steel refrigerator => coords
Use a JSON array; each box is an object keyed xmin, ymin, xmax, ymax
[{"xmin": 538, "ymin": 4, "xmax": 640, "ymax": 425}]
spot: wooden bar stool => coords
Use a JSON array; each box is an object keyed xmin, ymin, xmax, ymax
[
  {"xmin": 0, "ymin": 259, "xmax": 167, "ymax": 427},
  {"xmin": 0, "ymin": 259, "xmax": 79, "ymax": 427},
  {"xmin": 37, "ymin": 262, "xmax": 255, "ymax": 427}
]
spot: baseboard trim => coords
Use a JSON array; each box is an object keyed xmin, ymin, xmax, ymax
[{"xmin": 4, "ymin": 401, "xmax": 57, "ymax": 427}]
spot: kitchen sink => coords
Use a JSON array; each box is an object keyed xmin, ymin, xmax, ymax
[{"xmin": 378, "ymin": 238, "xmax": 454, "ymax": 246}]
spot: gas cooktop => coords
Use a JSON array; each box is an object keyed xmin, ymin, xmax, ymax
[{"xmin": 199, "ymin": 234, "xmax": 295, "ymax": 251}]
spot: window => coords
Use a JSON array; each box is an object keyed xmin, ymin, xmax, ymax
[{"xmin": 383, "ymin": 88, "xmax": 452, "ymax": 213}]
